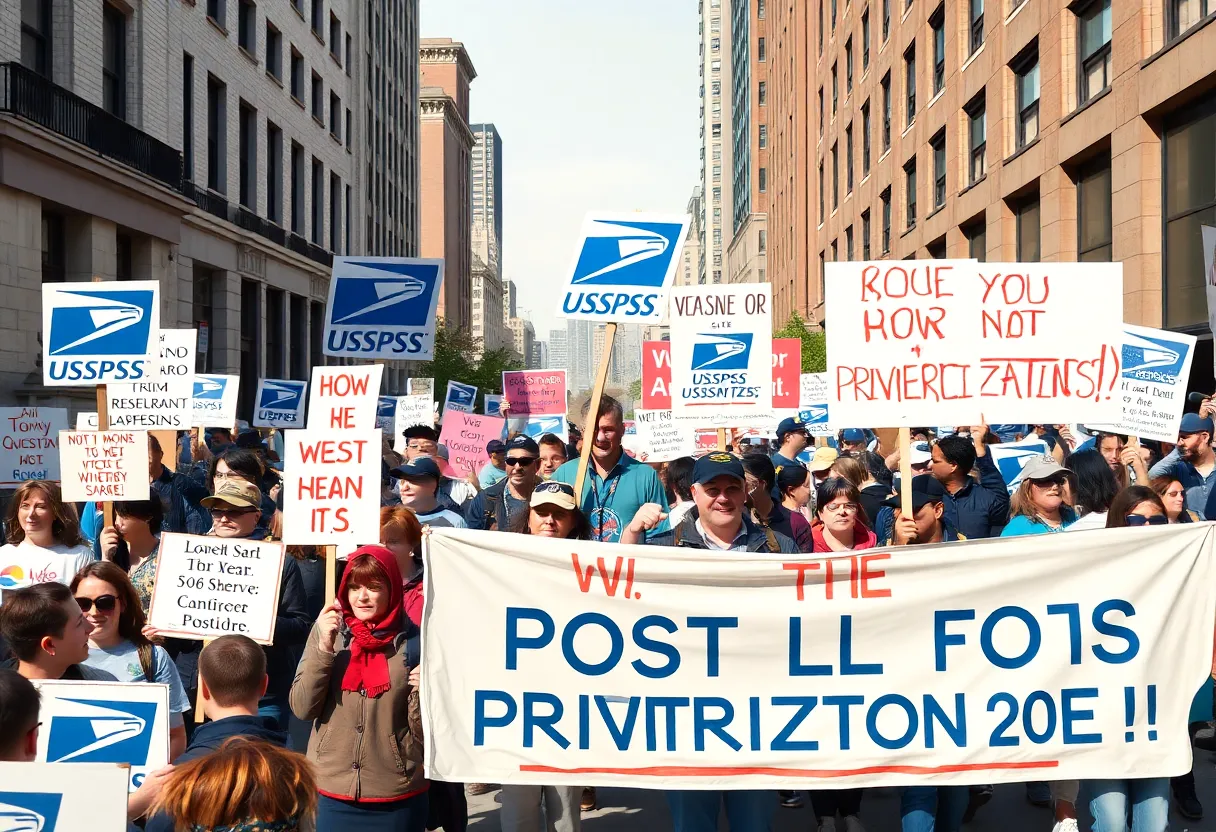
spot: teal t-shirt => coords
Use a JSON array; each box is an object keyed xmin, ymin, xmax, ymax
[
  {"xmin": 552, "ymin": 452, "xmax": 670, "ymax": 542},
  {"xmin": 999, "ymin": 510, "xmax": 1078, "ymax": 537}
]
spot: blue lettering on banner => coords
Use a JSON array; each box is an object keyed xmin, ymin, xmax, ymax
[
  {"xmin": 0, "ymin": 791, "xmax": 63, "ymax": 832},
  {"xmin": 323, "ymin": 259, "xmax": 443, "ymax": 359}
]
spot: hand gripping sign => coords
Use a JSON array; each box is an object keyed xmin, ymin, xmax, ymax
[
  {"xmin": 323, "ymin": 257, "xmax": 444, "ymax": 360},
  {"xmin": 42, "ymin": 281, "xmax": 160, "ymax": 386}
]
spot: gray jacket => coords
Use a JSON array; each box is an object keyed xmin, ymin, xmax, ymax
[{"xmin": 644, "ymin": 508, "xmax": 800, "ymax": 553}]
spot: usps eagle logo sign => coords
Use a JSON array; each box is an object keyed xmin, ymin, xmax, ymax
[
  {"xmin": 1121, "ymin": 330, "xmax": 1190, "ymax": 385},
  {"xmin": 557, "ymin": 213, "xmax": 690, "ymax": 323},
  {"xmin": 323, "ymin": 258, "xmax": 444, "ymax": 360},
  {"xmin": 193, "ymin": 377, "xmax": 227, "ymax": 400},
  {"xmin": 45, "ymin": 698, "xmax": 157, "ymax": 765},
  {"xmin": 42, "ymin": 281, "xmax": 160, "ymax": 386},
  {"xmin": 691, "ymin": 333, "xmax": 754, "ymax": 371},
  {"xmin": 253, "ymin": 379, "xmax": 308, "ymax": 428},
  {"xmin": 444, "ymin": 381, "xmax": 477, "ymax": 414},
  {"xmin": 0, "ymin": 793, "xmax": 62, "ymax": 832}
]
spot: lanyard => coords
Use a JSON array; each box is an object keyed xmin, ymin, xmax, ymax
[{"xmin": 587, "ymin": 468, "xmax": 623, "ymax": 541}]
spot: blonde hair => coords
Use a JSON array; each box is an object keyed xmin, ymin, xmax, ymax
[{"xmin": 829, "ymin": 455, "xmax": 867, "ymax": 488}]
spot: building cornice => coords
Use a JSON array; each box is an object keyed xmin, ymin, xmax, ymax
[
  {"xmin": 419, "ymin": 40, "xmax": 478, "ymax": 82},
  {"xmin": 419, "ymin": 93, "xmax": 475, "ymax": 149}
]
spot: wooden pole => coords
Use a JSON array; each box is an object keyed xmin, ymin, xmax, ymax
[
  {"xmin": 194, "ymin": 641, "xmax": 210, "ymax": 723},
  {"xmin": 95, "ymin": 385, "xmax": 113, "ymax": 528},
  {"xmin": 574, "ymin": 323, "xmax": 618, "ymax": 497},
  {"xmin": 899, "ymin": 427, "xmax": 913, "ymax": 517},
  {"xmin": 717, "ymin": 428, "xmax": 728, "ymax": 452},
  {"xmin": 324, "ymin": 544, "xmax": 337, "ymax": 605}
]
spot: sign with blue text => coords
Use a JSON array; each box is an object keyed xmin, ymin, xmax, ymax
[
  {"xmin": 556, "ymin": 213, "xmax": 691, "ymax": 323},
  {"xmin": 1090, "ymin": 324, "xmax": 1197, "ymax": 444},
  {"xmin": 253, "ymin": 379, "xmax": 308, "ymax": 428},
  {"xmin": 42, "ymin": 281, "xmax": 160, "ymax": 386},
  {"xmin": 323, "ymin": 257, "xmax": 444, "ymax": 360},
  {"xmin": 444, "ymin": 380, "xmax": 478, "ymax": 415},
  {"xmin": 0, "ymin": 763, "xmax": 130, "ymax": 831},
  {"xmin": 191, "ymin": 374, "xmax": 240, "ymax": 428}
]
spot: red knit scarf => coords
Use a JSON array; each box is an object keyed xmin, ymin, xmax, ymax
[{"xmin": 339, "ymin": 545, "xmax": 404, "ymax": 699}]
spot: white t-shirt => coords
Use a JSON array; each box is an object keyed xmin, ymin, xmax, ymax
[{"xmin": 0, "ymin": 540, "xmax": 94, "ymax": 596}]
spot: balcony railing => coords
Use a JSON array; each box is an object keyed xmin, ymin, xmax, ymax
[
  {"xmin": 0, "ymin": 62, "xmax": 182, "ymax": 190},
  {"xmin": 181, "ymin": 180, "xmax": 332, "ymax": 268}
]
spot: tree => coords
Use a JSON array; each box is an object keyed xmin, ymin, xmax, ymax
[
  {"xmin": 775, "ymin": 311, "xmax": 827, "ymax": 373},
  {"xmin": 419, "ymin": 325, "xmax": 523, "ymax": 405}
]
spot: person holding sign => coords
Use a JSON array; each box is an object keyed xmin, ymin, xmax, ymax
[
  {"xmin": 928, "ymin": 429, "xmax": 1010, "ymax": 539},
  {"xmin": 289, "ymin": 545, "xmax": 426, "ymax": 832},
  {"xmin": 479, "ymin": 439, "xmax": 509, "ymax": 488},
  {"xmin": 96, "ymin": 498, "xmax": 164, "ymax": 611},
  {"xmin": 0, "ymin": 480, "xmax": 94, "ymax": 594}
]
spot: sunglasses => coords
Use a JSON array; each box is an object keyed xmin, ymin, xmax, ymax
[
  {"xmin": 1030, "ymin": 476, "xmax": 1068, "ymax": 487},
  {"xmin": 1125, "ymin": 514, "xmax": 1168, "ymax": 526},
  {"xmin": 76, "ymin": 594, "xmax": 118, "ymax": 613},
  {"xmin": 505, "ymin": 457, "xmax": 537, "ymax": 468},
  {"xmin": 210, "ymin": 507, "xmax": 257, "ymax": 520}
]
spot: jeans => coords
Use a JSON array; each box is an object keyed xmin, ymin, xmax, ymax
[
  {"xmin": 666, "ymin": 790, "xmax": 776, "ymax": 832},
  {"xmin": 499, "ymin": 785, "xmax": 581, "ymax": 832},
  {"xmin": 316, "ymin": 791, "xmax": 429, "ymax": 832},
  {"xmin": 1088, "ymin": 778, "xmax": 1170, "ymax": 832},
  {"xmin": 810, "ymin": 789, "xmax": 863, "ymax": 819},
  {"xmin": 900, "ymin": 785, "xmax": 968, "ymax": 832}
]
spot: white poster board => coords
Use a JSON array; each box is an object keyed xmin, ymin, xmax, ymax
[
  {"xmin": 57, "ymin": 430, "xmax": 150, "ymax": 502},
  {"xmin": 307, "ymin": 365, "xmax": 383, "ymax": 430},
  {"xmin": 281, "ymin": 429, "xmax": 382, "ymax": 545},
  {"xmin": 408, "ymin": 377, "xmax": 435, "ymax": 398},
  {"xmin": 191, "ymin": 374, "xmax": 240, "ymax": 428},
  {"xmin": 393, "ymin": 394, "xmax": 436, "ymax": 453},
  {"xmin": 253, "ymin": 379, "xmax": 309, "ymax": 428},
  {"xmin": 799, "ymin": 372, "xmax": 833, "ymax": 436},
  {"xmin": 0, "ymin": 407, "xmax": 68, "ymax": 486},
  {"xmin": 106, "ymin": 328, "xmax": 197, "ymax": 430},
  {"xmin": 41, "ymin": 281, "xmax": 160, "ymax": 386},
  {"xmin": 0, "ymin": 762, "xmax": 130, "ymax": 831},
  {"xmin": 1090, "ymin": 325, "xmax": 1197, "ymax": 444},
  {"xmin": 322, "ymin": 257, "xmax": 444, "ymax": 360},
  {"xmin": 76, "ymin": 412, "xmax": 99, "ymax": 430},
  {"xmin": 631, "ymin": 409, "xmax": 697, "ymax": 462}
]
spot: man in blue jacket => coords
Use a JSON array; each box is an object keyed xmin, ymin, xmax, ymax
[{"xmin": 929, "ymin": 427, "xmax": 1010, "ymax": 538}]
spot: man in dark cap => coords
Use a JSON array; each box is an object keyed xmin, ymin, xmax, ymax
[
  {"xmin": 391, "ymin": 457, "xmax": 467, "ymax": 527},
  {"xmin": 465, "ymin": 435, "xmax": 542, "ymax": 531},
  {"xmin": 479, "ymin": 438, "xmax": 508, "ymax": 488}
]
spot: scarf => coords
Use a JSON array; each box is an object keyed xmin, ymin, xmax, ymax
[{"xmin": 339, "ymin": 545, "xmax": 404, "ymax": 699}]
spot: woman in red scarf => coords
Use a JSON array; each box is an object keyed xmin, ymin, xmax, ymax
[{"xmin": 289, "ymin": 545, "xmax": 427, "ymax": 832}]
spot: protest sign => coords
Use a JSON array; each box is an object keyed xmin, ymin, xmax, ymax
[
  {"xmin": 439, "ymin": 411, "xmax": 506, "ymax": 475},
  {"xmin": 990, "ymin": 438, "xmax": 1052, "ymax": 494},
  {"xmin": 484, "ymin": 394, "xmax": 504, "ymax": 417},
  {"xmin": 1090, "ymin": 325, "xmax": 1197, "ymax": 444},
  {"xmin": 307, "ymin": 364, "xmax": 383, "ymax": 430},
  {"xmin": 799, "ymin": 373, "xmax": 833, "ymax": 437},
  {"xmin": 556, "ymin": 212, "xmax": 691, "ymax": 324},
  {"xmin": 191, "ymin": 375, "xmax": 240, "ymax": 428},
  {"xmin": 281, "ymin": 429, "xmax": 381, "ymax": 544},
  {"xmin": 106, "ymin": 329, "xmax": 196, "ymax": 430},
  {"xmin": 408, "ymin": 377, "xmax": 435, "ymax": 397},
  {"xmin": 393, "ymin": 394, "xmax": 436, "ymax": 453},
  {"xmin": 503, "ymin": 370, "xmax": 568, "ymax": 416},
  {"xmin": 669, "ymin": 284, "xmax": 774, "ymax": 425},
  {"xmin": 42, "ymin": 281, "xmax": 160, "ymax": 386},
  {"xmin": 254, "ymin": 379, "xmax": 308, "ymax": 428},
  {"xmin": 444, "ymin": 380, "xmax": 479, "ymax": 414},
  {"xmin": 422, "ymin": 524, "xmax": 1216, "ymax": 788},
  {"xmin": 76, "ymin": 411, "xmax": 99, "ymax": 430},
  {"xmin": 826, "ymin": 261, "xmax": 1124, "ymax": 426},
  {"xmin": 511, "ymin": 415, "xmax": 569, "ymax": 443},
  {"xmin": 148, "ymin": 532, "xmax": 286, "ymax": 643},
  {"xmin": 631, "ymin": 409, "xmax": 697, "ymax": 462},
  {"xmin": 0, "ymin": 407, "xmax": 67, "ymax": 486},
  {"xmin": 377, "ymin": 396, "xmax": 397, "ymax": 432},
  {"xmin": 58, "ymin": 431, "xmax": 149, "ymax": 502},
  {"xmin": 32, "ymin": 679, "xmax": 170, "ymax": 792},
  {"xmin": 323, "ymin": 257, "xmax": 444, "ymax": 360},
  {"xmin": 0, "ymin": 762, "xmax": 130, "ymax": 831},
  {"xmin": 641, "ymin": 340, "xmax": 672, "ymax": 410},
  {"xmin": 772, "ymin": 339, "xmax": 801, "ymax": 410}
]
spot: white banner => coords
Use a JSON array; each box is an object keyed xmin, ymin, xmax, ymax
[
  {"xmin": 254, "ymin": 379, "xmax": 309, "ymax": 428},
  {"xmin": 148, "ymin": 532, "xmax": 286, "ymax": 644},
  {"xmin": 58, "ymin": 430, "xmax": 150, "ymax": 502},
  {"xmin": 308, "ymin": 365, "xmax": 383, "ymax": 430},
  {"xmin": 422, "ymin": 524, "xmax": 1216, "ymax": 788},
  {"xmin": 0, "ymin": 762, "xmax": 130, "ymax": 831},
  {"xmin": 0, "ymin": 407, "xmax": 68, "ymax": 486},
  {"xmin": 631, "ymin": 409, "xmax": 696, "ymax": 463},
  {"xmin": 1090, "ymin": 325, "xmax": 1197, "ymax": 444},
  {"xmin": 191, "ymin": 374, "xmax": 240, "ymax": 428},
  {"xmin": 393, "ymin": 394, "xmax": 436, "ymax": 453},
  {"xmin": 281, "ymin": 429, "xmax": 381, "ymax": 545}
]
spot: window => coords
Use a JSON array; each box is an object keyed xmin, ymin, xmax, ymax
[
  {"xmin": 182, "ymin": 54, "xmax": 194, "ymax": 180},
  {"xmin": 311, "ymin": 157, "xmax": 324, "ymax": 244},
  {"xmin": 1078, "ymin": 0, "xmax": 1111, "ymax": 105},
  {"xmin": 881, "ymin": 188, "xmax": 892, "ymax": 252},
  {"xmin": 1014, "ymin": 47, "xmax": 1040, "ymax": 149},
  {"xmin": 311, "ymin": 71, "xmax": 323, "ymax": 121},
  {"xmin": 266, "ymin": 23, "xmax": 282, "ymax": 80},
  {"xmin": 758, "ymin": 81, "xmax": 767, "ymax": 105},
  {"xmin": 862, "ymin": 210, "xmax": 872, "ymax": 259},
  {"xmin": 711, "ymin": 37, "xmax": 720, "ymax": 51},
  {"xmin": 311, "ymin": 0, "xmax": 323, "ymax": 37},
  {"xmin": 931, "ymin": 131, "xmax": 945, "ymax": 209},
  {"xmin": 882, "ymin": 0, "xmax": 890, "ymax": 40},
  {"xmin": 832, "ymin": 143, "xmax": 839, "ymax": 209},
  {"xmin": 330, "ymin": 172, "xmax": 340, "ymax": 252},
  {"xmin": 819, "ymin": 162, "xmax": 825, "ymax": 219},
  {"xmin": 862, "ymin": 10, "xmax": 871, "ymax": 68},
  {"xmin": 846, "ymin": 123, "xmax": 854, "ymax": 193},
  {"xmin": 21, "ymin": 0, "xmax": 52, "ymax": 77},
  {"xmin": 206, "ymin": 75, "xmax": 226, "ymax": 193},
  {"xmin": 1164, "ymin": 99, "xmax": 1216, "ymax": 327},
  {"xmin": 846, "ymin": 39, "xmax": 854, "ymax": 92},
  {"xmin": 832, "ymin": 0, "xmax": 837, "ymax": 31},
  {"xmin": 102, "ymin": 4, "xmax": 126, "ymax": 119},
  {"xmin": 819, "ymin": 88, "xmax": 825, "ymax": 136},
  {"xmin": 345, "ymin": 184, "xmax": 351, "ymax": 251},
  {"xmin": 759, "ymin": 124, "xmax": 768, "ymax": 148},
  {"xmin": 758, "ymin": 0, "xmax": 766, "ymax": 17},
  {"xmin": 881, "ymin": 72, "xmax": 891, "ymax": 149},
  {"xmin": 759, "ymin": 229, "xmax": 767, "ymax": 252},
  {"xmin": 759, "ymin": 168, "xmax": 768, "ymax": 192},
  {"xmin": 1078, "ymin": 155, "xmax": 1112, "ymax": 261},
  {"xmin": 238, "ymin": 0, "xmax": 255, "ymax": 52},
  {"xmin": 832, "ymin": 239, "xmax": 838, "ymax": 262},
  {"xmin": 238, "ymin": 101, "xmax": 256, "ymax": 209},
  {"xmin": 345, "ymin": 33, "xmax": 352, "ymax": 75},
  {"xmin": 904, "ymin": 157, "xmax": 917, "ymax": 228},
  {"xmin": 904, "ymin": 43, "xmax": 916, "ymax": 126},
  {"xmin": 345, "ymin": 106, "xmax": 351, "ymax": 146},
  {"xmin": 819, "ymin": 0, "xmax": 825, "ymax": 53},
  {"xmin": 713, "ymin": 122, "xmax": 722, "ymax": 137},
  {"xmin": 758, "ymin": 37, "xmax": 766, "ymax": 61},
  {"xmin": 969, "ymin": 0, "xmax": 984, "ymax": 54},
  {"xmin": 41, "ymin": 210, "xmax": 65, "ymax": 283},
  {"xmin": 1170, "ymin": 0, "xmax": 1211, "ymax": 40},
  {"xmin": 329, "ymin": 91, "xmax": 340, "ymax": 137},
  {"xmin": 1015, "ymin": 196, "xmax": 1041, "ymax": 261},
  {"xmin": 711, "ymin": 59, "xmax": 721, "ymax": 71},
  {"xmin": 846, "ymin": 225, "xmax": 855, "ymax": 260},
  {"xmin": 266, "ymin": 122, "xmax": 282, "ymax": 224},
  {"xmin": 207, "ymin": 0, "xmax": 225, "ymax": 28},
  {"xmin": 931, "ymin": 6, "xmax": 945, "ymax": 94},
  {"xmin": 290, "ymin": 141, "xmax": 303, "ymax": 234},
  {"xmin": 832, "ymin": 63, "xmax": 838, "ymax": 115},
  {"xmin": 966, "ymin": 221, "xmax": 986, "ymax": 261},
  {"xmin": 862, "ymin": 101, "xmax": 871, "ymax": 173},
  {"xmin": 290, "ymin": 48, "xmax": 304, "ymax": 101}
]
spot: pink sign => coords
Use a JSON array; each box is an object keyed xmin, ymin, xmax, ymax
[
  {"xmin": 439, "ymin": 411, "xmax": 507, "ymax": 476},
  {"xmin": 502, "ymin": 370, "xmax": 567, "ymax": 416}
]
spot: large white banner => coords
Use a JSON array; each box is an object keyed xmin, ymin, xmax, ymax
[{"xmin": 422, "ymin": 524, "xmax": 1216, "ymax": 789}]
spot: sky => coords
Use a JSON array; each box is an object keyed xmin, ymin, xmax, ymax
[{"xmin": 419, "ymin": 0, "xmax": 700, "ymax": 343}]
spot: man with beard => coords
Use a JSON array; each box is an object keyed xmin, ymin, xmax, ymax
[{"xmin": 1151, "ymin": 412, "xmax": 1216, "ymax": 515}]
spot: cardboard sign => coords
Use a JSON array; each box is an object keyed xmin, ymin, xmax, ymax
[
  {"xmin": 281, "ymin": 429, "xmax": 382, "ymax": 544},
  {"xmin": 408, "ymin": 377, "xmax": 435, "ymax": 397},
  {"xmin": 825, "ymin": 261, "xmax": 1124, "ymax": 426},
  {"xmin": 799, "ymin": 373, "xmax": 833, "ymax": 437},
  {"xmin": 556, "ymin": 212, "xmax": 691, "ymax": 323},
  {"xmin": 772, "ymin": 339, "xmax": 802, "ymax": 409},
  {"xmin": 106, "ymin": 329, "xmax": 197, "ymax": 430},
  {"xmin": 0, "ymin": 407, "xmax": 68, "ymax": 486},
  {"xmin": 307, "ymin": 364, "xmax": 383, "ymax": 430},
  {"xmin": 631, "ymin": 409, "xmax": 697, "ymax": 462},
  {"xmin": 1089, "ymin": 325, "xmax": 1198, "ymax": 444},
  {"xmin": 58, "ymin": 431, "xmax": 150, "ymax": 501},
  {"xmin": 42, "ymin": 280, "xmax": 160, "ymax": 386},
  {"xmin": 484, "ymin": 394, "xmax": 504, "ymax": 417},
  {"xmin": 511, "ymin": 415, "xmax": 569, "ymax": 443},
  {"xmin": 393, "ymin": 394, "xmax": 436, "ymax": 453},
  {"xmin": 376, "ymin": 396, "xmax": 397, "ymax": 433},
  {"xmin": 32, "ymin": 679, "xmax": 171, "ymax": 793},
  {"xmin": 990, "ymin": 437, "xmax": 1052, "ymax": 494},
  {"xmin": 76, "ymin": 412, "xmax": 99, "ymax": 430},
  {"xmin": 253, "ymin": 379, "xmax": 308, "ymax": 428},
  {"xmin": 148, "ymin": 532, "xmax": 286, "ymax": 644},
  {"xmin": 0, "ymin": 762, "xmax": 130, "ymax": 831},
  {"xmin": 322, "ymin": 257, "xmax": 444, "ymax": 360},
  {"xmin": 669, "ymin": 284, "xmax": 774, "ymax": 425},
  {"xmin": 503, "ymin": 370, "xmax": 567, "ymax": 416},
  {"xmin": 443, "ymin": 380, "xmax": 479, "ymax": 415},
  {"xmin": 641, "ymin": 340, "xmax": 672, "ymax": 410},
  {"xmin": 439, "ymin": 411, "xmax": 506, "ymax": 474},
  {"xmin": 191, "ymin": 374, "xmax": 240, "ymax": 428}
]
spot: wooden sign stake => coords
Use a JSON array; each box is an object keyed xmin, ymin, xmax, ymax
[
  {"xmin": 324, "ymin": 544, "xmax": 337, "ymax": 605},
  {"xmin": 717, "ymin": 428, "xmax": 728, "ymax": 452},
  {"xmin": 899, "ymin": 427, "xmax": 913, "ymax": 518},
  {"xmin": 574, "ymin": 323, "xmax": 617, "ymax": 496},
  {"xmin": 95, "ymin": 385, "xmax": 113, "ymax": 528}
]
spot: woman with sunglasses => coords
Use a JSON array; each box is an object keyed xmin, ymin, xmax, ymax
[
  {"xmin": 96, "ymin": 499, "xmax": 164, "ymax": 613},
  {"xmin": 1104, "ymin": 486, "xmax": 1168, "ymax": 528},
  {"xmin": 1150, "ymin": 477, "xmax": 1199, "ymax": 523},
  {"xmin": 1000, "ymin": 456, "xmax": 1079, "ymax": 537},
  {"xmin": 72, "ymin": 561, "xmax": 190, "ymax": 759}
]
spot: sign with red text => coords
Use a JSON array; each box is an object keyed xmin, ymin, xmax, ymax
[
  {"xmin": 669, "ymin": 285, "xmax": 774, "ymax": 425},
  {"xmin": 641, "ymin": 340, "xmax": 671, "ymax": 410},
  {"xmin": 0, "ymin": 407, "xmax": 68, "ymax": 486},
  {"xmin": 772, "ymin": 339, "xmax": 801, "ymax": 410},
  {"xmin": 503, "ymin": 370, "xmax": 568, "ymax": 416},
  {"xmin": 825, "ymin": 261, "xmax": 1124, "ymax": 426},
  {"xmin": 307, "ymin": 364, "xmax": 383, "ymax": 431},
  {"xmin": 58, "ymin": 430, "xmax": 150, "ymax": 501},
  {"xmin": 148, "ymin": 532, "xmax": 286, "ymax": 644},
  {"xmin": 281, "ymin": 429, "xmax": 381, "ymax": 544},
  {"xmin": 439, "ymin": 411, "xmax": 506, "ymax": 475}
]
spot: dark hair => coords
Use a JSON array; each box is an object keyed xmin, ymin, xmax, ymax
[
  {"xmin": 509, "ymin": 504, "xmax": 593, "ymax": 540},
  {"xmin": 402, "ymin": 425, "xmax": 439, "ymax": 442},
  {"xmin": 198, "ymin": 635, "xmax": 268, "ymax": 707},
  {"xmin": 208, "ymin": 448, "xmax": 266, "ymax": 493},
  {"xmin": 665, "ymin": 457, "xmax": 696, "ymax": 504},
  {"xmin": 582, "ymin": 394, "xmax": 624, "ymax": 424},
  {"xmin": 815, "ymin": 477, "xmax": 866, "ymax": 523},
  {"xmin": 1065, "ymin": 449, "xmax": 1119, "ymax": 515},
  {"xmin": 538, "ymin": 433, "xmax": 567, "ymax": 454},
  {"xmin": 1105, "ymin": 486, "xmax": 1167, "ymax": 528},
  {"xmin": 71, "ymin": 562, "xmax": 155, "ymax": 680},
  {"xmin": 0, "ymin": 582, "xmax": 74, "ymax": 662},
  {"xmin": 0, "ymin": 669, "xmax": 40, "ymax": 760},
  {"xmin": 115, "ymin": 499, "xmax": 165, "ymax": 534},
  {"xmin": 5, "ymin": 481, "xmax": 85, "ymax": 548},
  {"xmin": 935, "ymin": 435, "xmax": 977, "ymax": 477},
  {"xmin": 776, "ymin": 463, "xmax": 810, "ymax": 496},
  {"xmin": 345, "ymin": 553, "xmax": 390, "ymax": 591},
  {"xmin": 854, "ymin": 450, "xmax": 893, "ymax": 487},
  {"xmin": 741, "ymin": 453, "xmax": 776, "ymax": 491},
  {"xmin": 148, "ymin": 433, "xmax": 163, "ymax": 456}
]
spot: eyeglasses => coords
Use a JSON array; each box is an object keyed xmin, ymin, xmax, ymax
[
  {"xmin": 823, "ymin": 501, "xmax": 859, "ymax": 513},
  {"xmin": 210, "ymin": 507, "xmax": 257, "ymax": 520},
  {"xmin": 76, "ymin": 594, "xmax": 118, "ymax": 613},
  {"xmin": 505, "ymin": 457, "xmax": 537, "ymax": 468},
  {"xmin": 1125, "ymin": 514, "xmax": 1168, "ymax": 526}
]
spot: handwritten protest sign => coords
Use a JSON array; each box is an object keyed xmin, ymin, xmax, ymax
[
  {"xmin": 669, "ymin": 285, "xmax": 774, "ymax": 425},
  {"xmin": 990, "ymin": 437, "xmax": 1052, "ymax": 494},
  {"xmin": 0, "ymin": 407, "xmax": 68, "ymax": 486},
  {"xmin": 641, "ymin": 340, "xmax": 671, "ymax": 410},
  {"xmin": 307, "ymin": 364, "xmax": 383, "ymax": 430},
  {"xmin": 503, "ymin": 370, "xmax": 567, "ymax": 416},
  {"xmin": 148, "ymin": 532, "xmax": 286, "ymax": 643},
  {"xmin": 0, "ymin": 762, "xmax": 130, "ymax": 830},
  {"xmin": 1090, "ymin": 325, "xmax": 1197, "ymax": 444},
  {"xmin": 826, "ymin": 261, "xmax": 1124, "ymax": 426},
  {"xmin": 191, "ymin": 374, "xmax": 240, "ymax": 428},
  {"xmin": 423, "ymin": 523, "xmax": 1216, "ymax": 788},
  {"xmin": 408, "ymin": 377, "xmax": 435, "ymax": 397},
  {"xmin": 393, "ymin": 394, "xmax": 436, "ymax": 453},
  {"xmin": 58, "ymin": 431, "xmax": 149, "ymax": 501},
  {"xmin": 107, "ymin": 329, "xmax": 196, "ymax": 430},
  {"xmin": 799, "ymin": 373, "xmax": 833, "ymax": 436},
  {"xmin": 631, "ymin": 409, "xmax": 696, "ymax": 462},
  {"xmin": 281, "ymin": 429, "xmax": 381, "ymax": 544},
  {"xmin": 439, "ymin": 411, "xmax": 506, "ymax": 475}
]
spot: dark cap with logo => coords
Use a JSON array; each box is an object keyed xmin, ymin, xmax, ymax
[
  {"xmin": 487, "ymin": 439, "xmax": 507, "ymax": 454},
  {"xmin": 1180, "ymin": 413, "xmax": 1214, "ymax": 435},
  {"xmin": 390, "ymin": 456, "xmax": 441, "ymax": 481},
  {"xmin": 882, "ymin": 474, "xmax": 948, "ymax": 510},
  {"xmin": 692, "ymin": 452, "xmax": 746, "ymax": 485},
  {"xmin": 506, "ymin": 435, "xmax": 540, "ymax": 456},
  {"xmin": 776, "ymin": 417, "xmax": 807, "ymax": 440}
]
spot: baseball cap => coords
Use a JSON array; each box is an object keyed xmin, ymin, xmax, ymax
[
  {"xmin": 806, "ymin": 446, "xmax": 840, "ymax": 473},
  {"xmin": 1018, "ymin": 455, "xmax": 1071, "ymax": 482},
  {"xmin": 201, "ymin": 479, "xmax": 262, "ymax": 510},
  {"xmin": 1180, "ymin": 413, "xmax": 1214, "ymax": 435},
  {"xmin": 530, "ymin": 480, "xmax": 578, "ymax": 511},
  {"xmin": 487, "ymin": 439, "xmax": 507, "ymax": 454},
  {"xmin": 882, "ymin": 474, "xmax": 948, "ymax": 510},
  {"xmin": 692, "ymin": 452, "xmax": 746, "ymax": 485},
  {"xmin": 776, "ymin": 417, "xmax": 807, "ymax": 440},
  {"xmin": 506, "ymin": 435, "xmax": 540, "ymax": 456},
  {"xmin": 840, "ymin": 428, "xmax": 866, "ymax": 443},
  {"xmin": 235, "ymin": 430, "xmax": 267, "ymax": 451},
  {"xmin": 390, "ymin": 457, "xmax": 441, "ymax": 481},
  {"xmin": 910, "ymin": 441, "xmax": 933, "ymax": 467}
]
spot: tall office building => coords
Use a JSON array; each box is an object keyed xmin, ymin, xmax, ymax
[
  {"xmin": 678, "ymin": 186, "xmax": 704, "ymax": 286},
  {"xmin": 549, "ymin": 328, "xmax": 569, "ymax": 372},
  {"xmin": 727, "ymin": 0, "xmax": 768, "ymax": 286},
  {"xmin": 470, "ymin": 221, "xmax": 504, "ymax": 354},
  {"xmin": 508, "ymin": 316, "xmax": 535, "ymax": 366},
  {"xmin": 503, "ymin": 279, "xmax": 518, "ymax": 320},
  {"xmin": 699, "ymin": 0, "xmax": 732, "ymax": 285},
  {"xmin": 470, "ymin": 123, "xmax": 503, "ymax": 253},
  {"xmin": 567, "ymin": 318, "xmax": 597, "ymax": 394},
  {"xmin": 531, "ymin": 340, "xmax": 547, "ymax": 370}
]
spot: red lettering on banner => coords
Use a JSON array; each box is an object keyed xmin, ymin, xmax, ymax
[
  {"xmin": 572, "ymin": 554, "xmax": 639, "ymax": 599},
  {"xmin": 319, "ymin": 373, "xmax": 370, "ymax": 397},
  {"xmin": 297, "ymin": 439, "xmax": 369, "ymax": 464}
]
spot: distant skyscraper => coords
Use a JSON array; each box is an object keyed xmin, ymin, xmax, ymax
[
  {"xmin": 680, "ymin": 186, "xmax": 704, "ymax": 286},
  {"xmin": 504, "ymin": 280, "xmax": 518, "ymax": 321},
  {"xmin": 549, "ymin": 329, "xmax": 569, "ymax": 372},
  {"xmin": 470, "ymin": 124, "xmax": 503, "ymax": 256},
  {"xmin": 699, "ymin": 0, "xmax": 731, "ymax": 285},
  {"xmin": 568, "ymin": 319, "xmax": 597, "ymax": 394}
]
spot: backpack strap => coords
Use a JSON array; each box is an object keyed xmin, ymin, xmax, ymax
[
  {"xmin": 484, "ymin": 491, "xmax": 502, "ymax": 531},
  {"xmin": 764, "ymin": 528, "xmax": 779, "ymax": 553}
]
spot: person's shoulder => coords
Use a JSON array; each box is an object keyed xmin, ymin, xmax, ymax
[
  {"xmin": 1000, "ymin": 516, "xmax": 1038, "ymax": 536},
  {"xmin": 77, "ymin": 663, "xmax": 118, "ymax": 681},
  {"xmin": 443, "ymin": 510, "xmax": 468, "ymax": 528},
  {"xmin": 551, "ymin": 460, "xmax": 578, "ymax": 483}
]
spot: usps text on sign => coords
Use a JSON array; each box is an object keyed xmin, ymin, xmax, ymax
[
  {"xmin": 58, "ymin": 431, "xmax": 150, "ymax": 502},
  {"xmin": 0, "ymin": 762, "xmax": 130, "ymax": 831},
  {"xmin": 191, "ymin": 374, "xmax": 241, "ymax": 428},
  {"xmin": 42, "ymin": 280, "xmax": 160, "ymax": 386},
  {"xmin": 323, "ymin": 257, "xmax": 444, "ymax": 360}
]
